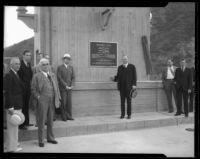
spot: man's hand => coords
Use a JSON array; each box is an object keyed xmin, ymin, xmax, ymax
[
  {"xmin": 66, "ymin": 86, "xmax": 72, "ymax": 90},
  {"xmin": 110, "ymin": 77, "xmax": 114, "ymax": 81},
  {"xmin": 8, "ymin": 109, "xmax": 15, "ymax": 115},
  {"xmin": 132, "ymin": 85, "xmax": 137, "ymax": 90},
  {"xmin": 188, "ymin": 89, "xmax": 191, "ymax": 94}
]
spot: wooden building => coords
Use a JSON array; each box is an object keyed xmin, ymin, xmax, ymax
[{"xmin": 17, "ymin": 7, "xmax": 168, "ymax": 117}]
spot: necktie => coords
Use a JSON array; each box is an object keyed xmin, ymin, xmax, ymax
[{"xmin": 47, "ymin": 73, "xmax": 51, "ymax": 81}]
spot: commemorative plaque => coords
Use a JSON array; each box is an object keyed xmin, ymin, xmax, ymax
[{"xmin": 90, "ymin": 42, "xmax": 117, "ymax": 66}]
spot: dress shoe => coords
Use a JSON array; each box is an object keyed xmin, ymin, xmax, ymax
[
  {"xmin": 174, "ymin": 113, "xmax": 181, "ymax": 116},
  {"xmin": 168, "ymin": 110, "xmax": 173, "ymax": 113},
  {"xmin": 61, "ymin": 118, "xmax": 67, "ymax": 121},
  {"xmin": 19, "ymin": 126, "xmax": 27, "ymax": 130},
  {"xmin": 67, "ymin": 118, "xmax": 74, "ymax": 120},
  {"xmin": 47, "ymin": 140, "xmax": 58, "ymax": 144},
  {"xmin": 127, "ymin": 116, "xmax": 131, "ymax": 119},
  {"xmin": 26, "ymin": 124, "xmax": 34, "ymax": 127},
  {"xmin": 15, "ymin": 147, "xmax": 23, "ymax": 152},
  {"xmin": 185, "ymin": 114, "xmax": 189, "ymax": 117},
  {"xmin": 39, "ymin": 143, "xmax": 44, "ymax": 147},
  {"xmin": 120, "ymin": 116, "xmax": 125, "ymax": 119}
]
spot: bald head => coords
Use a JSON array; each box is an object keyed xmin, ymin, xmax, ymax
[
  {"xmin": 10, "ymin": 57, "xmax": 21, "ymax": 72},
  {"xmin": 122, "ymin": 55, "xmax": 128, "ymax": 65}
]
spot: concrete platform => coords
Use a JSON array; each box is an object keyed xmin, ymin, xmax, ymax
[
  {"xmin": 17, "ymin": 124, "xmax": 194, "ymax": 157},
  {"xmin": 4, "ymin": 111, "xmax": 194, "ymax": 142}
]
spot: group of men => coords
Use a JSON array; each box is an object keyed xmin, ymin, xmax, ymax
[
  {"xmin": 4, "ymin": 50, "xmax": 195, "ymax": 152},
  {"xmin": 162, "ymin": 58, "xmax": 195, "ymax": 117},
  {"xmin": 4, "ymin": 50, "xmax": 75, "ymax": 152}
]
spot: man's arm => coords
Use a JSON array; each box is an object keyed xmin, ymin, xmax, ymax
[
  {"xmin": 31, "ymin": 74, "xmax": 40, "ymax": 100},
  {"xmin": 188, "ymin": 68, "xmax": 192, "ymax": 91},
  {"xmin": 57, "ymin": 66, "xmax": 68, "ymax": 88},
  {"xmin": 113, "ymin": 66, "xmax": 120, "ymax": 82},
  {"xmin": 4, "ymin": 74, "xmax": 14, "ymax": 110},
  {"xmin": 71, "ymin": 66, "xmax": 75, "ymax": 87},
  {"xmin": 132, "ymin": 65, "xmax": 137, "ymax": 86}
]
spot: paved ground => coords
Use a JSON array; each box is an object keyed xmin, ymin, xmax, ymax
[{"xmin": 17, "ymin": 123, "xmax": 194, "ymax": 157}]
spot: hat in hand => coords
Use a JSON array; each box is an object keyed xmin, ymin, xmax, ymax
[
  {"xmin": 10, "ymin": 111, "xmax": 25, "ymax": 126},
  {"xmin": 130, "ymin": 88, "xmax": 138, "ymax": 98}
]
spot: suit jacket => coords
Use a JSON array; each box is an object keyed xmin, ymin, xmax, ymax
[
  {"xmin": 174, "ymin": 67, "xmax": 192, "ymax": 91},
  {"xmin": 114, "ymin": 64, "xmax": 137, "ymax": 92},
  {"xmin": 31, "ymin": 71, "xmax": 61, "ymax": 108},
  {"xmin": 18, "ymin": 60, "xmax": 33, "ymax": 90},
  {"xmin": 4, "ymin": 70, "xmax": 24, "ymax": 110},
  {"xmin": 57, "ymin": 64, "xmax": 75, "ymax": 92},
  {"xmin": 161, "ymin": 66, "xmax": 177, "ymax": 82}
]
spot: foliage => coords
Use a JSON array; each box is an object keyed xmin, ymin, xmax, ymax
[{"xmin": 150, "ymin": 2, "xmax": 195, "ymax": 76}]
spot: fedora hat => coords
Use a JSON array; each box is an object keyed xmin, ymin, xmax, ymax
[
  {"xmin": 63, "ymin": 53, "xmax": 71, "ymax": 59},
  {"xmin": 10, "ymin": 111, "xmax": 25, "ymax": 126},
  {"xmin": 130, "ymin": 88, "xmax": 138, "ymax": 98}
]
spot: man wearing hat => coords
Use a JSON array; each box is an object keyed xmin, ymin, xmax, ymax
[
  {"xmin": 4, "ymin": 57, "xmax": 24, "ymax": 152},
  {"xmin": 57, "ymin": 53, "xmax": 75, "ymax": 121},
  {"xmin": 31, "ymin": 58, "xmax": 60, "ymax": 147}
]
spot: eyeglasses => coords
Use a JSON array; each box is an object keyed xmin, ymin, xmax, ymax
[{"xmin": 42, "ymin": 63, "xmax": 49, "ymax": 66}]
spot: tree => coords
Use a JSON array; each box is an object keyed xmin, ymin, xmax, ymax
[{"xmin": 150, "ymin": 2, "xmax": 195, "ymax": 75}]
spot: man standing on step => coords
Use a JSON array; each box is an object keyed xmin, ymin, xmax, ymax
[
  {"xmin": 174, "ymin": 58, "xmax": 192, "ymax": 117},
  {"xmin": 161, "ymin": 59, "xmax": 177, "ymax": 113},
  {"xmin": 188, "ymin": 58, "xmax": 195, "ymax": 113},
  {"xmin": 18, "ymin": 50, "xmax": 34, "ymax": 130},
  {"xmin": 57, "ymin": 53, "xmax": 75, "ymax": 121},
  {"xmin": 111, "ymin": 55, "xmax": 137, "ymax": 119},
  {"xmin": 4, "ymin": 57, "xmax": 24, "ymax": 152},
  {"xmin": 31, "ymin": 58, "xmax": 60, "ymax": 147}
]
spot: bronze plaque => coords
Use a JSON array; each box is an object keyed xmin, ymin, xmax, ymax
[{"xmin": 90, "ymin": 42, "xmax": 117, "ymax": 66}]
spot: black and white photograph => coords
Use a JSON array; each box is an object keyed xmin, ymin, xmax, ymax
[{"xmin": 3, "ymin": 3, "xmax": 196, "ymax": 157}]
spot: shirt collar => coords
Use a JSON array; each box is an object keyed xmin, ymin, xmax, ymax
[
  {"xmin": 64, "ymin": 63, "xmax": 68, "ymax": 68},
  {"xmin": 124, "ymin": 63, "xmax": 128, "ymax": 67},
  {"xmin": 23, "ymin": 59, "xmax": 28, "ymax": 66},
  {"xmin": 42, "ymin": 71, "xmax": 49, "ymax": 77}
]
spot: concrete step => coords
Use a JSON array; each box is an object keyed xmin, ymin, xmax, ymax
[{"xmin": 4, "ymin": 112, "xmax": 194, "ymax": 142}]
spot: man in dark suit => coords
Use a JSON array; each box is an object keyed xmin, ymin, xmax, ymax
[
  {"xmin": 111, "ymin": 55, "xmax": 137, "ymax": 119},
  {"xmin": 189, "ymin": 59, "xmax": 195, "ymax": 112},
  {"xmin": 31, "ymin": 58, "xmax": 60, "ymax": 147},
  {"xmin": 4, "ymin": 57, "xmax": 24, "ymax": 152},
  {"xmin": 57, "ymin": 53, "xmax": 75, "ymax": 121},
  {"xmin": 18, "ymin": 50, "xmax": 33, "ymax": 129},
  {"xmin": 161, "ymin": 59, "xmax": 177, "ymax": 113},
  {"xmin": 174, "ymin": 58, "xmax": 192, "ymax": 117}
]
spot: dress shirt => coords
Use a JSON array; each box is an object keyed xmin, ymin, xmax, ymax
[
  {"xmin": 64, "ymin": 64, "xmax": 68, "ymax": 69},
  {"xmin": 166, "ymin": 66, "xmax": 174, "ymax": 79},
  {"xmin": 124, "ymin": 63, "xmax": 128, "ymax": 68},
  {"xmin": 42, "ymin": 71, "xmax": 50, "ymax": 78}
]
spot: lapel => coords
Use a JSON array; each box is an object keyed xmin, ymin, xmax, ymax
[
  {"xmin": 10, "ymin": 70, "xmax": 19, "ymax": 81},
  {"xmin": 10, "ymin": 70, "xmax": 24, "ymax": 87},
  {"xmin": 63, "ymin": 64, "xmax": 68, "ymax": 71},
  {"xmin": 41, "ymin": 71, "xmax": 50, "ymax": 83}
]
